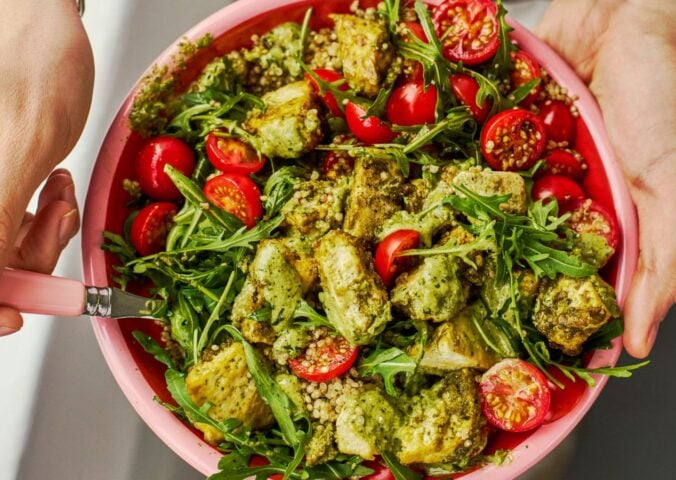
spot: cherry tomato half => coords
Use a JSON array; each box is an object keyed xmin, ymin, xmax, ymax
[
  {"xmin": 130, "ymin": 202, "xmax": 178, "ymax": 256},
  {"xmin": 205, "ymin": 133, "xmax": 266, "ymax": 174},
  {"xmin": 374, "ymin": 230, "xmax": 421, "ymax": 287},
  {"xmin": 248, "ymin": 456, "xmax": 283, "ymax": 480},
  {"xmin": 451, "ymin": 73, "xmax": 492, "ymax": 122},
  {"xmin": 543, "ymin": 366, "xmax": 587, "ymax": 423},
  {"xmin": 362, "ymin": 460, "xmax": 395, "ymax": 480},
  {"xmin": 322, "ymin": 151, "xmax": 355, "ymax": 180},
  {"xmin": 510, "ymin": 51, "xmax": 541, "ymax": 107},
  {"xmin": 433, "ymin": 0, "xmax": 500, "ymax": 65},
  {"xmin": 288, "ymin": 332, "xmax": 358, "ymax": 383},
  {"xmin": 479, "ymin": 359, "xmax": 551, "ymax": 432},
  {"xmin": 531, "ymin": 174, "xmax": 585, "ymax": 206},
  {"xmin": 203, "ymin": 173, "xmax": 263, "ymax": 229},
  {"xmin": 345, "ymin": 102, "xmax": 396, "ymax": 145},
  {"xmin": 386, "ymin": 82, "xmax": 438, "ymax": 126},
  {"xmin": 481, "ymin": 109, "xmax": 547, "ymax": 171},
  {"xmin": 540, "ymin": 100, "xmax": 576, "ymax": 144},
  {"xmin": 538, "ymin": 149, "xmax": 586, "ymax": 181},
  {"xmin": 136, "ymin": 136, "xmax": 195, "ymax": 201},
  {"xmin": 306, "ymin": 69, "xmax": 348, "ymax": 117},
  {"xmin": 563, "ymin": 198, "xmax": 619, "ymax": 250}
]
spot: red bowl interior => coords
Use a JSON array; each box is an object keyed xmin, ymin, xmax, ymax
[{"xmin": 82, "ymin": 1, "xmax": 638, "ymax": 477}]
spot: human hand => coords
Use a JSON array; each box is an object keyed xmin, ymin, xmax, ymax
[
  {"xmin": 0, "ymin": 0, "xmax": 94, "ymax": 336},
  {"xmin": 536, "ymin": 0, "xmax": 676, "ymax": 358}
]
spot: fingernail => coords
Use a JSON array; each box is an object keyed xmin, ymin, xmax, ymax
[
  {"xmin": 0, "ymin": 326, "xmax": 18, "ymax": 337},
  {"xmin": 58, "ymin": 183, "xmax": 77, "ymax": 206},
  {"xmin": 58, "ymin": 209, "xmax": 78, "ymax": 245},
  {"xmin": 645, "ymin": 322, "xmax": 660, "ymax": 353}
]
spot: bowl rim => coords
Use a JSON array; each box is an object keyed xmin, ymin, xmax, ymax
[{"xmin": 82, "ymin": 0, "xmax": 638, "ymax": 477}]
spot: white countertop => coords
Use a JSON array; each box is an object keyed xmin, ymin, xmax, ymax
[{"xmin": 0, "ymin": 2, "xmax": 550, "ymax": 479}]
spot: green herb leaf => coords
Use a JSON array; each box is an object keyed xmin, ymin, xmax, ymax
[
  {"xmin": 358, "ymin": 347, "xmax": 417, "ymax": 395},
  {"xmin": 489, "ymin": 0, "xmax": 515, "ymax": 80},
  {"xmin": 381, "ymin": 451, "xmax": 423, "ymax": 480},
  {"xmin": 132, "ymin": 331, "xmax": 176, "ymax": 369}
]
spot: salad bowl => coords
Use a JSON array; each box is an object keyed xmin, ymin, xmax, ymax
[{"xmin": 81, "ymin": 0, "xmax": 638, "ymax": 477}]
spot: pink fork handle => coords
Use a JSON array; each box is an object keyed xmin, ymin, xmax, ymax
[{"xmin": 0, "ymin": 268, "xmax": 86, "ymax": 317}]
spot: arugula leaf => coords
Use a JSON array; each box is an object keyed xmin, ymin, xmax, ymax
[
  {"xmin": 132, "ymin": 331, "xmax": 176, "ymax": 369},
  {"xmin": 584, "ymin": 318, "xmax": 624, "ymax": 351},
  {"xmin": 365, "ymin": 82, "xmax": 395, "ymax": 118},
  {"xmin": 293, "ymin": 299, "xmax": 335, "ymax": 330},
  {"xmin": 381, "ymin": 452, "xmax": 423, "ymax": 480},
  {"xmin": 358, "ymin": 347, "xmax": 417, "ymax": 395},
  {"xmin": 263, "ymin": 166, "xmax": 305, "ymax": 218},
  {"xmin": 504, "ymin": 78, "xmax": 541, "ymax": 107},
  {"xmin": 382, "ymin": 0, "xmax": 401, "ymax": 35},
  {"xmin": 489, "ymin": 0, "xmax": 515, "ymax": 80},
  {"xmin": 401, "ymin": 225, "xmax": 496, "ymax": 268}
]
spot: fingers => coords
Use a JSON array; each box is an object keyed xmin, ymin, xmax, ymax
[
  {"xmin": 8, "ymin": 169, "xmax": 80, "ymax": 274},
  {"xmin": 622, "ymin": 256, "xmax": 676, "ymax": 358},
  {"xmin": 0, "ymin": 306, "xmax": 23, "ymax": 337}
]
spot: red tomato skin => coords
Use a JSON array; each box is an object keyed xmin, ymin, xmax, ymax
[
  {"xmin": 305, "ymin": 69, "xmax": 348, "ymax": 117},
  {"xmin": 248, "ymin": 456, "xmax": 283, "ymax": 480},
  {"xmin": 451, "ymin": 73, "xmax": 492, "ymax": 122},
  {"xmin": 510, "ymin": 51, "xmax": 542, "ymax": 107},
  {"xmin": 540, "ymin": 100, "xmax": 576, "ymax": 144},
  {"xmin": 386, "ymin": 82, "xmax": 438, "ymax": 126},
  {"xmin": 374, "ymin": 230, "xmax": 421, "ymax": 287},
  {"xmin": 563, "ymin": 198, "xmax": 619, "ymax": 251},
  {"xmin": 403, "ymin": 22, "xmax": 428, "ymax": 43},
  {"xmin": 479, "ymin": 359, "xmax": 551, "ymax": 433},
  {"xmin": 136, "ymin": 136, "xmax": 195, "ymax": 201},
  {"xmin": 538, "ymin": 149, "xmax": 586, "ymax": 180},
  {"xmin": 345, "ymin": 102, "xmax": 396, "ymax": 145},
  {"xmin": 130, "ymin": 202, "xmax": 178, "ymax": 256},
  {"xmin": 433, "ymin": 0, "xmax": 500, "ymax": 65},
  {"xmin": 543, "ymin": 367, "xmax": 587, "ymax": 423},
  {"xmin": 288, "ymin": 337, "xmax": 358, "ymax": 383},
  {"xmin": 362, "ymin": 460, "xmax": 395, "ymax": 480},
  {"xmin": 203, "ymin": 174, "xmax": 263, "ymax": 229},
  {"xmin": 531, "ymin": 175, "xmax": 585, "ymax": 206},
  {"xmin": 481, "ymin": 109, "xmax": 547, "ymax": 171},
  {"xmin": 205, "ymin": 133, "xmax": 266, "ymax": 174}
]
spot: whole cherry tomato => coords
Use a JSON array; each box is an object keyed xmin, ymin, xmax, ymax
[
  {"xmin": 531, "ymin": 174, "xmax": 585, "ymax": 206},
  {"xmin": 540, "ymin": 100, "xmax": 576, "ymax": 144},
  {"xmin": 543, "ymin": 366, "xmax": 587, "ymax": 423},
  {"xmin": 205, "ymin": 133, "xmax": 266, "ymax": 174},
  {"xmin": 480, "ymin": 109, "xmax": 546, "ymax": 171},
  {"xmin": 538, "ymin": 149, "xmax": 586, "ymax": 181},
  {"xmin": 130, "ymin": 202, "xmax": 178, "ymax": 256},
  {"xmin": 510, "ymin": 50, "xmax": 542, "ymax": 107},
  {"xmin": 432, "ymin": 0, "xmax": 500, "ymax": 65},
  {"xmin": 563, "ymin": 198, "xmax": 619, "ymax": 251},
  {"xmin": 386, "ymin": 81, "xmax": 438, "ymax": 126},
  {"xmin": 136, "ymin": 136, "xmax": 195, "ymax": 201},
  {"xmin": 374, "ymin": 230, "xmax": 421, "ymax": 287},
  {"xmin": 288, "ymin": 332, "xmax": 358, "ymax": 383},
  {"xmin": 345, "ymin": 102, "xmax": 396, "ymax": 145},
  {"xmin": 305, "ymin": 68, "xmax": 348, "ymax": 117},
  {"xmin": 451, "ymin": 73, "xmax": 492, "ymax": 122},
  {"xmin": 479, "ymin": 359, "xmax": 551, "ymax": 432},
  {"xmin": 203, "ymin": 173, "xmax": 263, "ymax": 229}
]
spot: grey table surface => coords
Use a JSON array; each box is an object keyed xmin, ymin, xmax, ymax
[{"xmin": 1, "ymin": 1, "xmax": 674, "ymax": 479}]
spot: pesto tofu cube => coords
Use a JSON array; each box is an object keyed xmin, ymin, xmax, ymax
[
  {"xmin": 391, "ymin": 255, "xmax": 469, "ymax": 322},
  {"xmin": 281, "ymin": 178, "xmax": 350, "ymax": 240},
  {"xmin": 231, "ymin": 239, "xmax": 304, "ymax": 343},
  {"xmin": 331, "ymin": 14, "xmax": 393, "ymax": 97},
  {"xmin": 397, "ymin": 370, "xmax": 488, "ymax": 465},
  {"xmin": 533, "ymin": 274, "xmax": 620, "ymax": 356},
  {"xmin": 185, "ymin": 342, "xmax": 274, "ymax": 445},
  {"xmin": 416, "ymin": 304, "xmax": 499, "ymax": 372},
  {"xmin": 315, "ymin": 231, "xmax": 393, "ymax": 345},
  {"xmin": 245, "ymin": 80, "xmax": 323, "ymax": 158},
  {"xmin": 335, "ymin": 388, "xmax": 400, "ymax": 459},
  {"xmin": 344, "ymin": 156, "xmax": 405, "ymax": 242},
  {"xmin": 453, "ymin": 167, "xmax": 527, "ymax": 214}
]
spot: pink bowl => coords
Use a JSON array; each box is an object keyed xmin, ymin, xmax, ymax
[{"xmin": 82, "ymin": 1, "xmax": 638, "ymax": 478}]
